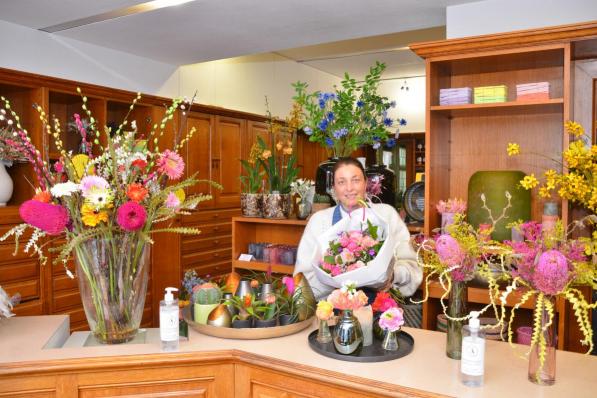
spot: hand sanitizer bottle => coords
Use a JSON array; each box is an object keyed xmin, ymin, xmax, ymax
[
  {"xmin": 160, "ymin": 287, "xmax": 179, "ymax": 352},
  {"xmin": 460, "ymin": 311, "xmax": 485, "ymax": 387}
]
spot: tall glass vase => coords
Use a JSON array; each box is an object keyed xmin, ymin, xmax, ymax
[
  {"xmin": 446, "ymin": 280, "xmax": 468, "ymax": 359},
  {"xmin": 528, "ymin": 296, "xmax": 557, "ymax": 386},
  {"xmin": 74, "ymin": 234, "xmax": 149, "ymax": 344}
]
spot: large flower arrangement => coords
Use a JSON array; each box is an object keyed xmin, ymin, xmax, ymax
[
  {"xmin": 0, "ymin": 90, "xmax": 218, "ymax": 342},
  {"xmin": 319, "ymin": 220, "xmax": 384, "ymax": 276},
  {"xmin": 293, "ymin": 61, "xmax": 405, "ymax": 157}
]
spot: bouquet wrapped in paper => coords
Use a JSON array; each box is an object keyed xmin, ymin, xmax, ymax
[{"xmin": 312, "ymin": 205, "xmax": 395, "ymax": 288}]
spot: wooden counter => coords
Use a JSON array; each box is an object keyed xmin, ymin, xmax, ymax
[{"xmin": 1, "ymin": 316, "xmax": 596, "ymax": 397}]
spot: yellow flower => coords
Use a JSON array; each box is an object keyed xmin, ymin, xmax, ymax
[
  {"xmin": 564, "ymin": 120, "xmax": 584, "ymax": 137},
  {"xmin": 174, "ymin": 188, "xmax": 186, "ymax": 203},
  {"xmin": 538, "ymin": 186, "xmax": 552, "ymax": 198},
  {"xmin": 507, "ymin": 142, "xmax": 520, "ymax": 156},
  {"xmin": 316, "ymin": 300, "xmax": 334, "ymax": 320},
  {"xmin": 71, "ymin": 154, "xmax": 92, "ymax": 182},
  {"xmin": 81, "ymin": 203, "xmax": 109, "ymax": 227},
  {"xmin": 276, "ymin": 141, "xmax": 283, "ymax": 151},
  {"xmin": 520, "ymin": 174, "xmax": 539, "ymax": 190},
  {"xmin": 261, "ymin": 150, "xmax": 272, "ymax": 160},
  {"xmin": 283, "ymin": 146, "xmax": 293, "ymax": 155}
]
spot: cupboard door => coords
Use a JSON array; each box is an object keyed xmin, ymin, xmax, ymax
[
  {"xmin": 213, "ymin": 116, "xmax": 245, "ymax": 208},
  {"xmin": 186, "ymin": 113, "xmax": 215, "ymax": 208},
  {"xmin": 246, "ymin": 120, "xmax": 271, "ymax": 158}
]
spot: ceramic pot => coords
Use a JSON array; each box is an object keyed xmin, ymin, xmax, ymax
[
  {"xmin": 222, "ymin": 293, "xmax": 238, "ymax": 318},
  {"xmin": 0, "ymin": 161, "xmax": 13, "ymax": 206},
  {"xmin": 292, "ymin": 273, "xmax": 316, "ymax": 321},
  {"xmin": 365, "ymin": 163, "xmax": 396, "ymax": 206},
  {"xmin": 240, "ymin": 193, "xmax": 263, "ymax": 217},
  {"xmin": 254, "ymin": 318, "xmax": 277, "ymax": 328},
  {"xmin": 235, "ymin": 279, "xmax": 254, "ymax": 298},
  {"xmin": 194, "ymin": 303, "xmax": 219, "ymax": 325},
  {"xmin": 232, "ymin": 318, "xmax": 253, "ymax": 328},
  {"xmin": 207, "ymin": 304, "xmax": 232, "ymax": 327},
  {"xmin": 315, "ymin": 157, "xmax": 339, "ymax": 202},
  {"xmin": 278, "ymin": 314, "xmax": 298, "ymax": 326},
  {"xmin": 263, "ymin": 192, "xmax": 290, "ymax": 219}
]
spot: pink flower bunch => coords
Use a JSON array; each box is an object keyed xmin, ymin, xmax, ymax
[
  {"xmin": 372, "ymin": 291, "xmax": 398, "ymax": 313},
  {"xmin": 378, "ymin": 307, "xmax": 405, "ymax": 332},
  {"xmin": 436, "ymin": 198, "xmax": 467, "ymax": 214},
  {"xmin": 533, "ymin": 250, "xmax": 571, "ymax": 295},
  {"xmin": 319, "ymin": 224, "xmax": 383, "ymax": 277},
  {"xmin": 435, "ymin": 234, "xmax": 475, "ymax": 282},
  {"xmin": 520, "ymin": 221, "xmax": 543, "ymax": 242},
  {"xmin": 327, "ymin": 282, "xmax": 368, "ymax": 311}
]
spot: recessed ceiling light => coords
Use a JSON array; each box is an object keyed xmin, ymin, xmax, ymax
[{"xmin": 40, "ymin": 0, "xmax": 196, "ymax": 33}]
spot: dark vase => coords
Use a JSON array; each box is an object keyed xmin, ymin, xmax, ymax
[
  {"xmin": 315, "ymin": 157, "xmax": 339, "ymax": 201},
  {"xmin": 365, "ymin": 163, "xmax": 396, "ymax": 206},
  {"xmin": 254, "ymin": 318, "xmax": 277, "ymax": 328},
  {"xmin": 278, "ymin": 314, "xmax": 298, "ymax": 326},
  {"xmin": 232, "ymin": 318, "xmax": 253, "ymax": 328},
  {"xmin": 446, "ymin": 281, "xmax": 468, "ymax": 359}
]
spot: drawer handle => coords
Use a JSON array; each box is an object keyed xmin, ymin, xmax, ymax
[
  {"xmin": 213, "ymin": 214, "xmax": 219, "ymax": 218},
  {"xmin": 213, "ymin": 253, "xmax": 220, "ymax": 257},
  {"xmin": 214, "ymin": 240, "xmax": 219, "ymax": 244},
  {"xmin": 214, "ymin": 226, "xmax": 219, "ymax": 231}
]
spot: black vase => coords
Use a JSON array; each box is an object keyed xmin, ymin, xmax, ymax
[
  {"xmin": 315, "ymin": 157, "xmax": 339, "ymax": 201},
  {"xmin": 365, "ymin": 163, "xmax": 396, "ymax": 206}
]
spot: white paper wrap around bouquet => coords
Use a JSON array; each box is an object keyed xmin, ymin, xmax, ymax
[{"xmin": 311, "ymin": 206, "xmax": 396, "ymax": 289}]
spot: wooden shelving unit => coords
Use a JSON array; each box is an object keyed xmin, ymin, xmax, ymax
[{"xmin": 231, "ymin": 216, "xmax": 308, "ymax": 275}]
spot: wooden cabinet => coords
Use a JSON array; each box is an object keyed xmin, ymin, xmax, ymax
[
  {"xmin": 213, "ymin": 116, "xmax": 246, "ymax": 208},
  {"xmin": 231, "ymin": 217, "xmax": 307, "ymax": 275}
]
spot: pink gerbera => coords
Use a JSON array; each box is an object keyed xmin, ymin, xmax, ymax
[
  {"xmin": 157, "ymin": 150, "xmax": 184, "ymax": 180},
  {"xmin": 117, "ymin": 201, "xmax": 147, "ymax": 231}
]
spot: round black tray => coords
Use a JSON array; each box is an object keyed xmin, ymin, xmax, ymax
[{"xmin": 308, "ymin": 329, "xmax": 414, "ymax": 362}]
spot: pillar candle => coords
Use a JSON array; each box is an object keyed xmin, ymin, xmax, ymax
[{"xmin": 354, "ymin": 305, "xmax": 373, "ymax": 346}]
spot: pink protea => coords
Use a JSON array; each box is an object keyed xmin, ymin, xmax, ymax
[
  {"xmin": 157, "ymin": 150, "xmax": 184, "ymax": 180},
  {"xmin": 435, "ymin": 234, "xmax": 466, "ymax": 266},
  {"xmin": 533, "ymin": 249, "xmax": 570, "ymax": 295},
  {"xmin": 117, "ymin": 201, "xmax": 147, "ymax": 231},
  {"xmin": 19, "ymin": 200, "xmax": 69, "ymax": 235}
]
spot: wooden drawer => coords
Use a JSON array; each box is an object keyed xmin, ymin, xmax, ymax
[
  {"xmin": 182, "ymin": 208, "xmax": 240, "ymax": 225},
  {"xmin": 52, "ymin": 289, "xmax": 82, "ymax": 312},
  {"xmin": 53, "ymin": 273, "xmax": 79, "ymax": 292},
  {"xmin": 184, "ymin": 260, "xmax": 231, "ymax": 278},
  {"xmin": 182, "ymin": 247, "xmax": 231, "ymax": 267},
  {"xmin": 190, "ymin": 222, "xmax": 232, "ymax": 239},
  {"xmin": 0, "ymin": 260, "xmax": 38, "ymax": 284},
  {"xmin": 54, "ymin": 306, "xmax": 87, "ymax": 325},
  {"xmin": 12, "ymin": 299, "xmax": 43, "ymax": 316},
  {"xmin": 3, "ymin": 279, "xmax": 39, "ymax": 301},
  {"xmin": 52, "ymin": 258, "xmax": 75, "ymax": 276},
  {"xmin": 181, "ymin": 235, "xmax": 232, "ymax": 253},
  {"xmin": 0, "ymin": 243, "xmax": 34, "ymax": 262}
]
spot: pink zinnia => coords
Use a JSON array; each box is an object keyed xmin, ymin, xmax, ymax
[
  {"xmin": 157, "ymin": 150, "xmax": 184, "ymax": 180},
  {"xmin": 19, "ymin": 200, "xmax": 69, "ymax": 235},
  {"xmin": 117, "ymin": 201, "xmax": 147, "ymax": 231},
  {"xmin": 533, "ymin": 249, "xmax": 570, "ymax": 295},
  {"xmin": 379, "ymin": 307, "xmax": 405, "ymax": 332},
  {"xmin": 165, "ymin": 192, "xmax": 181, "ymax": 208}
]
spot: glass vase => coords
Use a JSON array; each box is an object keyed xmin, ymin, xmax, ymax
[
  {"xmin": 446, "ymin": 280, "xmax": 468, "ymax": 359},
  {"xmin": 74, "ymin": 234, "xmax": 149, "ymax": 344},
  {"xmin": 332, "ymin": 309, "xmax": 363, "ymax": 355},
  {"xmin": 382, "ymin": 330, "xmax": 399, "ymax": 351},
  {"xmin": 316, "ymin": 319, "xmax": 332, "ymax": 343},
  {"xmin": 528, "ymin": 296, "xmax": 557, "ymax": 386}
]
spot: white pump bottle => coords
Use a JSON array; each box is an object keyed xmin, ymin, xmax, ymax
[
  {"xmin": 460, "ymin": 311, "xmax": 485, "ymax": 387},
  {"xmin": 160, "ymin": 287, "xmax": 179, "ymax": 352}
]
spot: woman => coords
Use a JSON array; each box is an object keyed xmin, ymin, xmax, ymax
[{"xmin": 294, "ymin": 157, "xmax": 422, "ymax": 300}]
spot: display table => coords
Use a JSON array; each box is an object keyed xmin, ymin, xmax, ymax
[{"xmin": 1, "ymin": 316, "xmax": 596, "ymax": 397}]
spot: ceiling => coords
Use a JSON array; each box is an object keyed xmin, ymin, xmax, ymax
[{"xmin": 0, "ymin": 0, "xmax": 478, "ymax": 77}]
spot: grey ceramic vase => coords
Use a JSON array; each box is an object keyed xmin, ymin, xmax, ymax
[
  {"xmin": 235, "ymin": 279, "xmax": 254, "ymax": 298},
  {"xmin": 222, "ymin": 292, "xmax": 238, "ymax": 317},
  {"xmin": 259, "ymin": 283, "xmax": 274, "ymax": 301},
  {"xmin": 333, "ymin": 309, "xmax": 363, "ymax": 355}
]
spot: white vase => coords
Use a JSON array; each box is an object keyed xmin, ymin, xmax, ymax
[{"xmin": 0, "ymin": 161, "xmax": 14, "ymax": 206}]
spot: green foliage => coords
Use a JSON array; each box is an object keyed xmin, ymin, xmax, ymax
[
  {"xmin": 240, "ymin": 159, "xmax": 264, "ymax": 193},
  {"xmin": 293, "ymin": 61, "xmax": 396, "ymax": 157},
  {"xmin": 256, "ymin": 136, "xmax": 298, "ymax": 194}
]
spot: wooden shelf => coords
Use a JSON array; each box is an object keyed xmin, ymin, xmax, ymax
[
  {"xmin": 232, "ymin": 216, "xmax": 308, "ymax": 226},
  {"xmin": 232, "ymin": 260, "xmax": 294, "ymax": 275},
  {"xmin": 430, "ymin": 98, "xmax": 564, "ymax": 117}
]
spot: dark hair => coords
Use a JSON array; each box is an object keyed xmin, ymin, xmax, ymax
[{"xmin": 332, "ymin": 157, "xmax": 366, "ymax": 182}]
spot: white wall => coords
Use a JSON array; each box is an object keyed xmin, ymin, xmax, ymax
[
  {"xmin": 0, "ymin": 20, "xmax": 179, "ymax": 97},
  {"xmin": 447, "ymin": 0, "xmax": 597, "ymax": 39},
  {"xmin": 378, "ymin": 77, "xmax": 425, "ymax": 134}
]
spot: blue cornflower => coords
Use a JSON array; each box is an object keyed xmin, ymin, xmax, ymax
[
  {"xmin": 327, "ymin": 111, "xmax": 335, "ymax": 121},
  {"xmin": 332, "ymin": 128, "xmax": 348, "ymax": 139},
  {"xmin": 383, "ymin": 117, "xmax": 393, "ymax": 127},
  {"xmin": 325, "ymin": 137, "xmax": 334, "ymax": 147},
  {"xmin": 399, "ymin": 118, "xmax": 407, "ymax": 126},
  {"xmin": 329, "ymin": 93, "xmax": 337, "ymax": 101},
  {"xmin": 372, "ymin": 135, "xmax": 380, "ymax": 142},
  {"xmin": 390, "ymin": 100, "xmax": 397, "ymax": 108},
  {"xmin": 385, "ymin": 138, "xmax": 396, "ymax": 148},
  {"xmin": 318, "ymin": 99, "xmax": 326, "ymax": 109},
  {"xmin": 318, "ymin": 119, "xmax": 328, "ymax": 131},
  {"xmin": 372, "ymin": 142, "xmax": 381, "ymax": 150},
  {"xmin": 356, "ymin": 100, "xmax": 364, "ymax": 108},
  {"xmin": 304, "ymin": 126, "xmax": 313, "ymax": 135}
]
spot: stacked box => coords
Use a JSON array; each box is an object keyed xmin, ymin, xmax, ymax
[
  {"xmin": 516, "ymin": 82, "xmax": 550, "ymax": 101},
  {"xmin": 473, "ymin": 85, "xmax": 508, "ymax": 104},
  {"xmin": 439, "ymin": 87, "xmax": 472, "ymax": 105}
]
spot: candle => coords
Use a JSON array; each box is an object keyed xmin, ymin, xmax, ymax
[{"xmin": 354, "ymin": 305, "xmax": 373, "ymax": 346}]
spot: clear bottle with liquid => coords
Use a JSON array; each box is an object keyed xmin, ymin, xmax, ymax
[
  {"xmin": 460, "ymin": 311, "xmax": 485, "ymax": 387},
  {"xmin": 160, "ymin": 287, "xmax": 179, "ymax": 352}
]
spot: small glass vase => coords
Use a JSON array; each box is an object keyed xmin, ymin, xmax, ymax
[
  {"xmin": 446, "ymin": 280, "xmax": 468, "ymax": 359},
  {"xmin": 332, "ymin": 309, "xmax": 363, "ymax": 355},
  {"xmin": 382, "ymin": 329, "xmax": 399, "ymax": 351},
  {"xmin": 528, "ymin": 296, "xmax": 557, "ymax": 386},
  {"xmin": 74, "ymin": 234, "xmax": 149, "ymax": 344},
  {"xmin": 316, "ymin": 319, "xmax": 332, "ymax": 343}
]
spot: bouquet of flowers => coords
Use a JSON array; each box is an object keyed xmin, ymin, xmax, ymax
[
  {"xmin": 327, "ymin": 281, "xmax": 368, "ymax": 311},
  {"xmin": 318, "ymin": 220, "xmax": 384, "ymax": 276},
  {"xmin": 312, "ymin": 203, "xmax": 395, "ymax": 289},
  {"xmin": 293, "ymin": 62, "xmax": 405, "ymax": 157},
  {"xmin": 0, "ymin": 90, "xmax": 218, "ymax": 343}
]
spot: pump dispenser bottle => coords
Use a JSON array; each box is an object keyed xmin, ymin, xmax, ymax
[
  {"xmin": 160, "ymin": 287, "xmax": 179, "ymax": 352},
  {"xmin": 460, "ymin": 311, "xmax": 485, "ymax": 387}
]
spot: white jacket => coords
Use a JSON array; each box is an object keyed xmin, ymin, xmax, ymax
[{"xmin": 293, "ymin": 203, "xmax": 422, "ymax": 300}]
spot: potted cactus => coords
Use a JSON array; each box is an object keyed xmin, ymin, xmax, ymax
[{"xmin": 193, "ymin": 283, "xmax": 222, "ymax": 324}]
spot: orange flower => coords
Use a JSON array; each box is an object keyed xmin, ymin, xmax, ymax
[
  {"xmin": 32, "ymin": 190, "xmax": 51, "ymax": 203},
  {"xmin": 243, "ymin": 294, "xmax": 252, "ymax": 308},
  {"xmin": 250, "ymin": 279, "xmax": 259, "ymax": 288},
  {"xmin": 283, "ymin": 146, "xmax": 293, "ymax": 155},
  {"xmin": 126, "ymin": 183, "xmax": 148, "ymax": 202}
]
